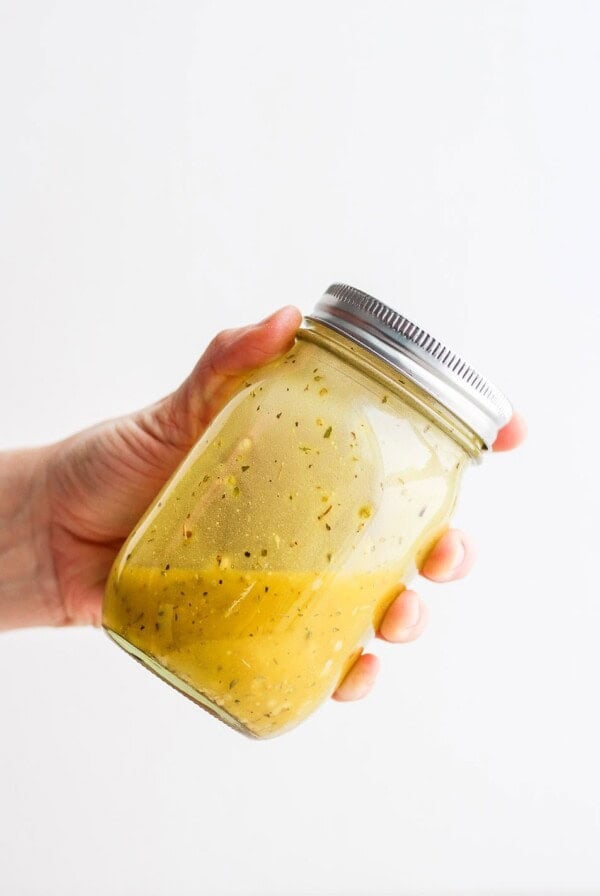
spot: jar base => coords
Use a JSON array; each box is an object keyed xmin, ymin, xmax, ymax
[{"xmin": 103, "ymin": 627, "xmax": 258, "ymax": 739}]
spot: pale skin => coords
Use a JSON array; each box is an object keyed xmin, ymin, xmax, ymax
[{"xmin": 0, "ymin": 306, "xmax": 526, "ymax": 701}]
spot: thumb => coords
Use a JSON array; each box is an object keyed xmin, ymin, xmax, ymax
[{"xmin": 148, "ymin": 305, "xmax": 303, "ymax": 451}]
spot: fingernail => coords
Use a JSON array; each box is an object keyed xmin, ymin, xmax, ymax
[
  {"xmin": 424, "ymin": 538, "xmax": 466, "ymax": 582},
  {"xmin": 435, "ymin": 538, "xmax": 466, "ymax": 581},
  {"xmin": 449, "ymin": 538, "xmax": 466, "ymax": 572},
  {"xmin": 402, "ymin": 593, "xmax": 421, "ymax": 629}
]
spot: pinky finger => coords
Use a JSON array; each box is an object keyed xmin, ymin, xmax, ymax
[{"xmin": 331, "ymin": 653, "xmax": 380, "ymax": 702}]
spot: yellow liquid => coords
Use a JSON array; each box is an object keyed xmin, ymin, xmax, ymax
[
  {"xmin": 103, "ymin": 564, "xmax": 403, "ymax": 738},
  {"xmin": 103, "ymin": 337, "xmax": 469, "ymax": 737}
]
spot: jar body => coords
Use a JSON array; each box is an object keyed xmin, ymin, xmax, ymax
[{"xmin": 103, "ymin": 328, "xmax": 472, "ymax": 737}]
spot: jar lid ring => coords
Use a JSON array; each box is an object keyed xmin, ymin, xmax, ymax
[{"xmin": 306, "ymin": 283, "xmax": 512, "ymax": 449}]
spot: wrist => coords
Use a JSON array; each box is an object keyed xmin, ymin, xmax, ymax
[{"xmin": 0, "ymin": 446, "xmax": 62, "ymax": 631}]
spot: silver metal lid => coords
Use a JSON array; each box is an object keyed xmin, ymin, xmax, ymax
[{"xmin": 306, "ymin": 283, "xmax": 512, "ymax": 449}]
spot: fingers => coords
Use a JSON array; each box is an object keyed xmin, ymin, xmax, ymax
[
  {"xmin": 332, "ymin": 590, "xmax": 430, "ymax": 702},
  {"xmin": 155, "ymin": 305, "xmax": 303, "ymax": 448},
  {"xmin": 194, "ymin": 304, "xmax": 302, "ymax": 427},
  {"xmin": 417, "ymin": 412, "xmax": 527, "ymax": 580},
  {"xmin": 493, "ymin": 411, "xmax": 527, "ymax": 452},
  {"xmin": 204, "ymin": 305, "xmax": 303, "ymax": 377},
  {"xmin": 332, "ymin": 410, "xmax": 527, "ymax": 706},
  {"xmin": 331, "ymin": 653, "xmax": 380, "ymax": 702},
  {"xmin": 377, "ymin": 589, "xmax": 429, "ymax": 642},
  {"xmin": 420, "ymin": 529, "xmax": 475, "ymax": 582},
  {"xmin": 418, "ymin": 413, "xmax": 526, "ymax": 580}
]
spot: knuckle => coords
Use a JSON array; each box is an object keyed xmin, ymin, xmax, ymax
[{"xmin": 209, "ymin": 328, "xmax": 235, "ymax": 353}]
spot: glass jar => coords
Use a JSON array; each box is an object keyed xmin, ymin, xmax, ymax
[{"xmin": 103, "ymin": 284, "xmax": 512, "ymax": 738}]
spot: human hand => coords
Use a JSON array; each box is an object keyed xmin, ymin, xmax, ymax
[{"xmin": 10, "ymin": 306, "xmax": 525, "ymax": 702}]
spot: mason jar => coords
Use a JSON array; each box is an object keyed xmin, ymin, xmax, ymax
[{"xmin": 103, "ymin": 284, "xmax": 512, "ymax": 738}]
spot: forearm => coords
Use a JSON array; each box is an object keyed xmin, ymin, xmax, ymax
[{"xmin": 0, "ymin": 448, "xmax": 61, "ymax": 631}]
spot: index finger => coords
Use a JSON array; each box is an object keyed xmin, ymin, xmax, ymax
[{"xmin": 492, "ymin": 412, "xmax": 527, "ymax": 452}]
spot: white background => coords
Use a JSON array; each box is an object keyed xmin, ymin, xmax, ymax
[{"xmin": 1, "ymin": 2, "xmax": 599, "ymax": 894}]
